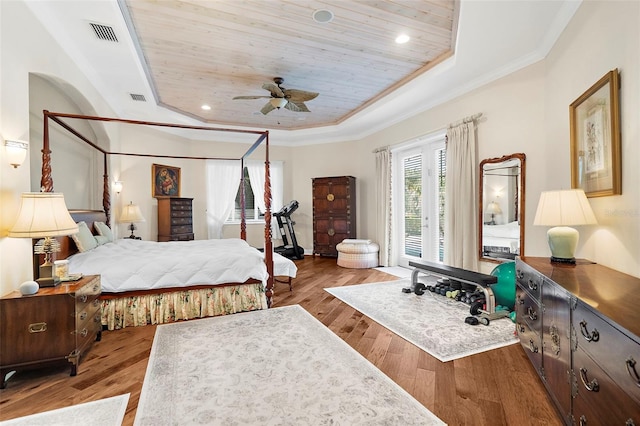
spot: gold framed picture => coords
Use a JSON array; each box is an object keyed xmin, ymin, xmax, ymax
[
  {"xmin": 152, "ymin": 163, "xmax": 180, "ymax": 197},
  {"xmin": 570, "ymin": 69, "xmax": 621, "ymax": 197}
]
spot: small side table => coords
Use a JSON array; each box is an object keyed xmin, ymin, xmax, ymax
[{"xmin": 0, "ymin": 275, "xmax": 102, "ymax": 388}]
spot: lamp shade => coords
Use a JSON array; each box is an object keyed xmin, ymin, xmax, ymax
[
  {"xmin": 120, "ymin": 202, "xmax": 145, "ymax": 223},
  {"xmin": 8, "ymin": 192, "xmax": 78, "ymax": 238},
  {"xmin": 486, "ymin": 201, "xmax": 502, "ymax": 215},
  {"xmin": 533, "ymin": 189, "xmax": 597, "ymax": 226}
]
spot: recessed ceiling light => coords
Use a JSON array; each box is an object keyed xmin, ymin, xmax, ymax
[
  {"xmin": 395, "ymin": 34, "xmax": 410, "ymax": 44},
  {"xmin": 201, "ymin": 104, "xmax": 211, "ymax": 111},
  {"xmin": 313, "ymin": 9, "xmax": 334, "ymax": 24}
]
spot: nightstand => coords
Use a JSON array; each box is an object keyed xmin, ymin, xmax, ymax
[{"xmin": 0, "ymin": 275, "xmax": 102, "ymax": 388}]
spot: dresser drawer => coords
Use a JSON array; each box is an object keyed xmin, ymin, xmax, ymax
[
  {"xmin": 573, "ymin": 347, "xmax": 640, "ymax": 424},
  {"xmin": 573, "ymin": 300, "xmax": 640, "ymax": 403},
  {"xmin": 516, "ymin": 319, "xmax": 543, "ymax": 375},
  {"xmin": 515, "ymin": 260, "xmax": 543, "ymax": 300},
  {"xmin": 170, "ymin": 199, "xmax": 192, "ymax": 209},
  {"xmin": 171, "ymin": 224, "xmax": 193, "ymax": 234},
  {"xmin": 516, "ymin": 286, "xmax": 542, "ymax": 333}
]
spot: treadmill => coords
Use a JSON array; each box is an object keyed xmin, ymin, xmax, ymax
[{"xmin": 274, "ymin": 200, "xmax": 304, "ymax": 260}]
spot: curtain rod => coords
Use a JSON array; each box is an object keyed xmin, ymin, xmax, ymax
[
  {"xmin": 371, "ymin": 145, "xmax": 389, "ymax": 154},
  {"xmin": 448, "ymin": 112, "xmax": 483, "ymax": 128}
]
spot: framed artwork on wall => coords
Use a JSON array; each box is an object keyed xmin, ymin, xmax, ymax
[
  {"xmin": 152, "ymin": 163, "xmax": 180, "ymax": 197},
  {"xmin": 570, "ymin": 68, "xmax": 621, "ymax": 197}
]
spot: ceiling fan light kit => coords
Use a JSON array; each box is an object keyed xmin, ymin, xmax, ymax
[{"xmin": 270, "ymin": 98, "xmax": 288, "ymax": 109}]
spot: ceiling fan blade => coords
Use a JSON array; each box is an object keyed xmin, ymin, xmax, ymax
[
  {"xmin": 260, "ymin": 101, "xmax": 275, "ymax": 115},
  {"xmin": 284, "ymin": 89, "xmax": 319, "ymax": 103},
  {"xmin": 233, "ymin": 95, "xmax": 271, "ymax": 100},
  {"xmin": 262, "ymin": 82, "xmax": 285, "ymax": 98},
  {"xmin": 284, "ymin": 102, "xmax": 310, "ymax": 113}
]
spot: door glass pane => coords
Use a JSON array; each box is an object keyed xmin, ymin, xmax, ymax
[
  {"xmin": 403, "ymin": 154, "xmax": 422, "ymax": 257},
  {"xmin": 436, "ymin": 148, "xmax": 446, "ymax": 261}
]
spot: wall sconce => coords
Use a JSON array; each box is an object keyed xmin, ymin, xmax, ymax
[
  {"xmin": 113, "ymin": 181, "xmax": 123, "ymax": 195},
  {"xmin": 5, "ymin": 139, "xmax": 29, "ymax": 168}
]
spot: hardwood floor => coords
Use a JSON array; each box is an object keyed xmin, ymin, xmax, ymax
[{"xmin": 0, "ymin": 256, "xmax": 562, "ymax": 425}]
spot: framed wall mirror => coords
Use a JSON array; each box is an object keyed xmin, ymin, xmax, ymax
[{"xmin": 479, "ymin": 153, "xmax": 526, "ymax": 262}]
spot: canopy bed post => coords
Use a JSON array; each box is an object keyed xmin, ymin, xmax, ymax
[
  {"xmin": 240, "ymin": 158, "xmax": 246, "ymax": 241},
  {"xmin": 263, "ymin": 131, "xmax": 274, "ymax": 304},
  {"xmin": 41, "ymin": 110, "xmax": 53, "ymax": 192},
  {"xmin": 102, "ymin": 154, "xmax": 111, "ymax": 227}
]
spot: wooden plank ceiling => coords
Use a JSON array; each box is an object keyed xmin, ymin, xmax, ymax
[{"xmin": 122, "ymin": 0, "xmax": 458, "ymax": 130}]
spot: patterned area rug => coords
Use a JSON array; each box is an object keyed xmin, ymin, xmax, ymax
[
  {"xmin": 326, "ymin": 280, "xmax": 518, "ymax": 362},
  {"xmin": 135, "ymin": 305, "xmax": 444, "ymax": 425},
  {"xmin": 0, "ymin": 394, "xmax": 129, "ymax": 426}
]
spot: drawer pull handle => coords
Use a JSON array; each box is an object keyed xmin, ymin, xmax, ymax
[
  {"xmin": 579, "ymin": 415, "xmax": 587, "ymax": 426},
  {"xmin": 93, "ymin": 284, "xmax": 99, "ymax": 292},
  {"xmin": 79, "ymin": 312, "xmax": 87, "ymax": 321},
  {"xmin": 79, "ymin": 328, "xmax": 88, "ymax": 337},
  {"xmin": 579, "ymin": 367, "xmax": 599, "ymax": 392},
  {"xmin": 516, "ymin": 296, "xmax": 524, "ymax": 305},
  {"xmin": 626, "ymin": 419, "xmax": 636, "ymax": 426},
  {"xmin": 518, "ymin": 323, "xmax": 525, "ymax": 333},
  {"xmin": 528, "ymin": 339, "xmax": 538, "ymax": 353},
  {"xmin": 527, "ymin": 278, "xmax": 537, "ymax": 291},
  {"xmin": 93, "ymin": 299, "xmax": 100, "ymax": 307},
  {"xmin": 79, "ymin": 295, "xmax": 88, "ymax": 303},
  {"xmin": 579, "ymin": 320, "xmax": 599, "ymax": 342},
  {"xmin": 626, "ymin": 357, "xmax": 640, "ymax": 387},
  {"xmin": 28, "ymin": 322, "xmax": 47, "ymax": 333},
  {"xmin": 516, "ymin": 269, "xmax": 524, "ymax": 279},
  {"xmin": 327, "ymin": 228, "xmax": 335, "ymax": 236},
  {"xmin": 527, "ymin": 307, "xmax": 537, "ymax": 321}
]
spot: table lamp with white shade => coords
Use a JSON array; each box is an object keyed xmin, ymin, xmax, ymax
[
  {"xmin": 120, "ymin": 201, "xmax": 145, "ymax": 239},
  {"xmin": 533, "ymin": 189, "xmax": 597, "ymax": 264},
  {"xmin": 8, "ymin": 192, "xmax": 79, "ymax": 287},
  {"xmin": 485, "ymin": 201, "xmax": 502, "ymax": 225}
]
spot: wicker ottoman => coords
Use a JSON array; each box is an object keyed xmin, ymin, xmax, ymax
[{"xmin": 336, "ymin": 239, "xmax": 380, "ymax": 269}]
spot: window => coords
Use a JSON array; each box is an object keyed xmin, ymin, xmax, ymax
[
  {"xmin": 227, "ymin": 167, "xmax": 261, "ymax": 222},
  {"xmin": 225, "ymin": 160, "xmax": 284, "ymax": 224}
]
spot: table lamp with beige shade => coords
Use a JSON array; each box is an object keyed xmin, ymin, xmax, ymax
[{"xmin": 533, "ymin": 189, "xmax": 597, "ymax": 264}]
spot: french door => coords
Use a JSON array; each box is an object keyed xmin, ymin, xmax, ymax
[{"xmin": 392, "ymin": 134, "xmax": 446, "ymax": 267}]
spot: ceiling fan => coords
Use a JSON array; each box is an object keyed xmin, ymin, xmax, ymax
[{"xmin": 233, "ymin": 77, "xmax": 319, "ymax": 115}]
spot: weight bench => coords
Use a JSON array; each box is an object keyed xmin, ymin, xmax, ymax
[{"xmin": 408, "ymin": 260, "xmax": 508, "ymax": 320}]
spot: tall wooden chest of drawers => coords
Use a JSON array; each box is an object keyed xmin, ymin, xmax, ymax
[
  {"xmin": 312, "ymin": 176, "xmax": 356, "ymax": 257},
  {"xmin": 515, "ymin": 257, "xmax": 640, "ymax": 425},
  {"xmin": 0, "ymin": 275, "xmax": 102, "ymax": 388},
  {"xmin": 157, "ymin": 197, "xmax": 194, "ymax": 242}
]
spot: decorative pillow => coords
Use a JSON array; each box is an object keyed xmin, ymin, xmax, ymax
[
  {"xmin": 71, "ymin": 221, "xmax": 98, "ymax": 253},
  {"xmin": 95, "ymin": 235, "xmax": 110, "ymax": 246},
  {"xmin": 94, "ymin": 221, "xmax": 114, "ymax": 242}
]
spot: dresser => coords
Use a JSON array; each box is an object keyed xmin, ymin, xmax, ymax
[
  {"xmin": 312, "ymin": 176, "xmax": 356, "ymax": 257},
  {"xmin": 515, "ymin": 257, "xmax": 640, "ymax": 425},
  {"xmin": 0, "ymin": 275, "xmax": 102, "ymax": 388},
  {"xmin": 157, "ymin": 197, "xmax": 194, "ymax": 242}
]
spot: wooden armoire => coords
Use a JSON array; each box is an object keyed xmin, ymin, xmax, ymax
[{"xmin": 312, "ymin": 176, "xmax": 356, "ymax": 257}]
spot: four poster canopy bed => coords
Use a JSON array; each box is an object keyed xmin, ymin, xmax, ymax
[{"xmin": 38, "ymin": 110, "xmax": 282, "ymax": 330}]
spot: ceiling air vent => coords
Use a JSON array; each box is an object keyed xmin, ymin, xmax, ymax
[
  {"xmin": 90, "ymin": 23, "xmax": 118, "ymax": 42},
  {"xmin": 130, "ymin": 93, "xmax": 146, "ymax": 102}
]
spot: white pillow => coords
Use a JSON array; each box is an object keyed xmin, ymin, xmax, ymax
[
  {"xmin": 95, "ymin": 235, "xmax": 110, "ymax": 246},
  {"xmin": 94, "ymin": 221, "xmax": 114, "ymax": 242},
  {"xmin": 71, "ymin": 221, "xmax": 98, "ymax": 252}
]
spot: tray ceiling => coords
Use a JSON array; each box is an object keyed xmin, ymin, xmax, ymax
[{"xmin": 121, "ymin": 0, "xmax": 459, "ymax": 130}]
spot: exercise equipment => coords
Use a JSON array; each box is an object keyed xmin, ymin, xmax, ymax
[{"xmin": 274, "ymin": 200, "xmax": 304, "ymax": 260}]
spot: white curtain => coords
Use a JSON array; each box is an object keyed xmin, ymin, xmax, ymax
[
  {"xmin": 247, "ymin": 159, "xmax": 284, "ymax": 238},
  {"xmin": 375, "ymin": 148, "xmax": 392, "ymax": 266},
  {"xmin": 444, "ymin": 119, "xmax": 479, "ymax": 270},
  {"xmin": 205, "ymin": 159, "xmax": 241, "ymax": 239}
]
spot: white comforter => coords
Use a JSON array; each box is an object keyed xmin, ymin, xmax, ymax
[{"xmin": 68, "ymin": 238, "xmax": 269, "ymax": 293}]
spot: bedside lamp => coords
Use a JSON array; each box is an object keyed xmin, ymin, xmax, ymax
[
  {"xmin": 9, "ymin": 192, "xmax": 79, "ymax": 287},
  {"xmin": 533, "ymin": 189, "xmax": 597, "ymax": 264},
  {"xmin": 120, "ymin": 202, "xmax": 145, "ymax": 239},
  {"xmin": 485, "ymin": 201, "xmax": 502, "ymax": 225}
]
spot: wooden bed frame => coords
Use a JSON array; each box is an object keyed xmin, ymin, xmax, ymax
[{"xmin": 38, "ymin": 111, "xmax": 276, "ymax": 329}]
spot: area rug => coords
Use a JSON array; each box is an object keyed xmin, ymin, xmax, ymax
[
  {"xmin": 0, "ymin": 394, "xmax": 129, "ymax": 426},
  {"xmin": 134, "ymin": 305, "xmax": 444, "ymax": 425},
  {"xmin": 325, "ymin": 280, "xmax": 518, "ymax": 362},
  {"xmin": 374, "ymin": 266, "xmax": 412, "ymax": 278}
]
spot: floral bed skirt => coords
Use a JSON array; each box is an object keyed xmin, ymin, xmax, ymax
[{"xmin": 100, "ymin": 283, "xmax": 268, "ymax": 330}]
